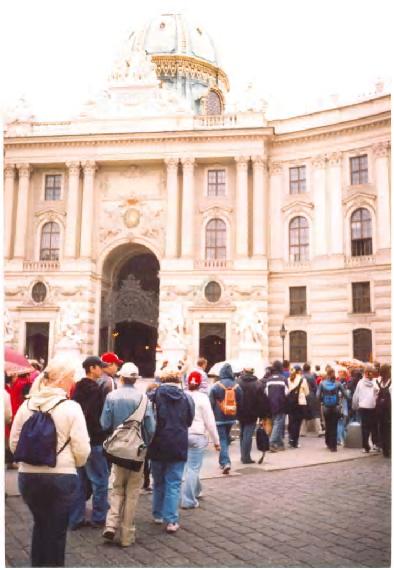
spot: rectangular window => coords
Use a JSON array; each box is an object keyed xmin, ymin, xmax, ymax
[
  {"xmin": 289, "ymin": 286, "xmax": 307, "ymax": 316},
  {"xmin": 45, "ymin": 174, "xmax": 62, "ymax": 200},
  {"xmin": 350, "ymin": 155, "xmax": 368, "ymax": 185},
  {"xmin": 289, "ymin": 165, "xmax": 306, "ymax": 194},
  {"xmin": 207, "ymin": 169, "xmax": 226, "ymax": 196},
  {"xmin": 352, "ymin": 282, "xmax": 371, "ymax": 313}
]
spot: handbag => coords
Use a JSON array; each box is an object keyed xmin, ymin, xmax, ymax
[
  {"xmin": 255, "ymin": 426, "xmax": 270, "ymax": 464},
  {"xmin": 103, "ymin": 395, "xmax": 148, "ymax": 472}
]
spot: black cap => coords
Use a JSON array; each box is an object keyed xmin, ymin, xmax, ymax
[
  {"xmin": 293, "ymin": 365, "xmax": 302, "ymax": 372},
  {"xmin": 82, "ymin": 356, "xmax": 106, "ymax": 370}
]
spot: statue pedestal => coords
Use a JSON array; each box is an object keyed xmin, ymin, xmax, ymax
[
  {"xmin": 160, "ymin": 345, "xmax": 186, "ymax": 367},
  {"xmin": 238, "ymin": 345, "xmax": 267, "ymax": 378}
]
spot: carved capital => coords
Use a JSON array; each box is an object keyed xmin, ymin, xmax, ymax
[
  {"xmin": 165, "ymin": 157, "xmax": 179, "ymax": 171},
  {"xmin": 251, "ymin": 156, "xmax": 267, "ymax": 171},
  {"xmin": 311, "ymin": 155, "xmax": 326, "ymax": 169},
  {"xmin": 235, "ymin": 155, "xmax": 249, "ymax": 167},
  {"xmin": 268, "ymin": 161, "xmax": 282, "ymax": 175},
  {"xmin": 326, "ymin": 152, "xmax": 342, "ymax": 166},
  {"xmin": 66, "ymin": 161, "xmax": 80, "ymax": 176},
  {"xmin": 181, "ymin": 157, "xmax": 195, "ymax": 171},
  {"xmin": 4, "ymin": 164, "xmax": 15, "ymax": 179},
  {"xmin": 373, "ymin": 141, "xmax": 390, "ymax": 158},
  {"xmin": 82, "ymin": 161, "xmax": 97, "ymax": 176},
  {"xmin": 17, "ymin": 163, "xmax": 31, "ymax": 179}
]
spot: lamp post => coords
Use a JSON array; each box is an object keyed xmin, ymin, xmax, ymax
[{"xmin": 279, "ymin": 323, "xmax": 287, "ymax": 362}]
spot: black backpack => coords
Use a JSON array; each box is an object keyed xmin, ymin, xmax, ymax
[
  {"xmin": 376, "ymin": 380, "xmax": 391, "ymax": 412},
  {"xmin": 255, "ymin": 426, "xmax": 270, "ymax": 464},
  {"xmin": 13, "ymin": 399, "xmax": 70, "ymax": 467}
]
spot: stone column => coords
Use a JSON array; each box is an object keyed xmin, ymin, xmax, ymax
[
  {"xmin": 252, "ymin": 156, "xmax": 267, "ymax": 257},
  {"xmin": 4, "ymin": 164, "xmax": 15, "ymax": 259},
  {"xmin": 80, "ymin": 161, "xmax": 97, "ymax": 258},
  {"xmin": 65, "ymin": 161, "xmax": 80, "ymax": 258},
  {"xmin": 235, "ymin": 156, "xmax": 249, "ymax": 257},
  {"xmin": 181, "ymin": 157, "xmax": 195, "ymax": 258},
  {"xmin": 14, "ymin": 163, "xmax": 31, "ymax": 259},
  {"xmin": 312, "ymin": 155, "xmax": 327, "ymax": 256},
  {"xmin": 165, "ymin": 158, "xmax": 179, "ymax": 258},
  {"xmin": 268, "ymin": 162, "xmax": 283, "ymax": 259},
  {"xmin": 327, "ymin": 152, "xmax": 343, "ymax": 255},
  {"xmin": 374, "ymin": 142, "xmax": 391, "ymax": 251}
]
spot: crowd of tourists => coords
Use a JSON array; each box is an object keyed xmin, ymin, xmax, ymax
[{"xmin": 5, "ymin": 351, "xmax": 391, "ymax": 567}]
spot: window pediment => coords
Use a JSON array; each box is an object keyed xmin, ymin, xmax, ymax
[{"xmin": 281, "ymin": 199, "xmax": 314, "ymax": 215}]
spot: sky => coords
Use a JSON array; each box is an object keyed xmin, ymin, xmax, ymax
[{"xmin": 1, "ymin": 0, "xmax": 392, "ymax": 120}]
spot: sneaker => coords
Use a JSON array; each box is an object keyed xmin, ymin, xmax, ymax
[
  {"xmin": 362, "ymin": 449, "xmax": 370, "ymax": 454},
  {"xmin": 153, "ymin": 518, "xmax": 164, "ymax": 524},
  {"xmin": 166, "ymin": 523, "xmax": 179, "ymax": 533},
  {"xmin": 102, "ymin": 529, "xmax": 115, "ymax": 541},
  {"xmin": 222, "ymin": 464, "xmax": 231, "ymax": 475},
  {"xmin": 196, "ymin": 492, "xmax": 204, "ymax": 499},
  {"xmin": 372, "ymin": 446, "xmax": 381, "ymax": 452},
  {"xmin": 181, "ymin": 501, "xmax": 199, "ymax": 509}
]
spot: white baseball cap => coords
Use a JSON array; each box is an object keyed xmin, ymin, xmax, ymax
[{"xmin": 118, "ymin": 362, "xmax": 139, "ymax": 377}]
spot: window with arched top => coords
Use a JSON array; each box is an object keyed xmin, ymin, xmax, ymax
[
  {"xmin": 289, "ymin": 216, "xmax": 309, "ymax": 261},
  {"xmin": 205, "ymin": 219, "xmax": 226, "ymax": 260},
  {"xmin": 353, "ymin": 328, "xmax": 372, "ymax": 362},
  {"xmin": 351, "ymin": 208, "xmax": 372, "ymax": 256},
  {"xmin": 206, "ymin": 90, "xmax": 222, "ymax": 115},
  {"xmin": 40, "ymin": 222, "xmax": 60, "ymax": 260},
  {"xmin": 290, "ymin": 330, "xmax": 307, "ymax": 363}
]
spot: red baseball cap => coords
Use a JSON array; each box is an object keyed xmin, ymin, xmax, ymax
[
  {"xmin": 100, "ymin": 352, "xmax": 124, "ymax": 366},
  {"xmin": 188, "ymin": 370, "xmax": 202, "ymax": 389}
]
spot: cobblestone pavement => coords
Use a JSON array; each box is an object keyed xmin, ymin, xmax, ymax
[{"xmin": 5, "ymin": 456, "xmax": 390, "ymax": 568}]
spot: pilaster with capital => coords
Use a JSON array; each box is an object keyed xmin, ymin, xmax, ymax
[
  {"xmin": 165, "ymin": 158, "xmax": 179, "ymax": 258},
  {"xmin": 235, "ymin": 155, "xmax": 249, "ymax": 257},
  {"xmin": 251, "ymin": 156, "xmax": 267, "ymax": 257},
  {"xmin": 4, "ymin": 164, "xmax": 15, "ymax": 259},
  {"xmin": 373, "ymin": 142, "xmax": 391, "ymax": 250},
  {"xmin": 14, "ymin": 164, "xmax": 31, "ymax": 259},
  {"xmin": 181, "ymin": 157, "xmax": 195, "ymax": 258},
  {"xmin": 326, "ymin": 152, "xmax": 343, "ymax": 255},
  {"xmin": 80, "ymin": 161, "xmax": 97, "ymax": 258},
  {"xmin": 268, "ymin": 161, "xmax": 283, "ymax": 259},
  {"xmin": 65, "ymin": 162, "xmax": 80, "ymax": 258},
  {"xmin": 311, "ymin": 155, "xmax": 327, "ymax": 256}
]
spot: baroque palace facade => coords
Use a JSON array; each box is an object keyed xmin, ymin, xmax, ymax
[{"xmin": 3, "ymin": 14, "xmax": 391, "ymax": 375}]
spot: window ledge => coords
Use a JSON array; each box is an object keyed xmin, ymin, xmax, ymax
[
  {"xmin": 348, "ymin": 311, "xmax": 375, "ymax": 317},
  {"xmin": 286, "ymin": 314, "xmax": 311, "ymax": 319}
]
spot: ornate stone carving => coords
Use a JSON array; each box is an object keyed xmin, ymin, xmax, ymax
[
  {"xmin": 326, "ymin": 152, "xmax": 342, "ymax": 166},
  {"xmin": 373, "ymin": 142, "xmax": 390, "ymax": 158},
  {"xmin": 229, "ymin": 285, "xmax": 264, "ymax": 300},
  {"xmin": 251, "ymin": 156, "xmax": 267, "ymax": 170},
  {"xmin": 66, "ymin": 161, "xmax": 80, "ymax": 176},
  {"xmin": 165, "ymin": 157, "xmax": 179, "ymax": 171},
  {"xmin": 57, "ymin": 301, "xmax": 84, "ymax": 346},
  {"xmin": 123, "ymin": 208, "xmax": 141, "ymax": 228},
  {"xmin": 82, "ymin": 161, "xmax": 97, "ymax": 176},
  {"xmin": 111, "ymin": 48, "xmax": 159, "ymax": 85},
  {"xmin": 4, "ymin": 164, "xmax": 15, "ymax": 179},
  {"xmin": 5, "ymin": 286, "xmax": 25, "ymax": 298},
  {"xmin": 4, "ymin": 308, "xmax": 15, "ymax": 343},
  {"xmin": 235, "ymin": 302, "xmax": 267, "ymax": 348},
  {"xmin": 158, "ymin": 302, "xmax": 187, "ymax": 349},
  {"xmin": 235, "ymin": 156, "xmax": 249, "ymax": 171},
  {"xmin": 181, "ymin": 157, "xmax": 195, "ymax": 170},
  {"xmin": 17, "ymin": 163, "xmax": 31, "ymax": 178},
  {"xmin": 311, "ymin": 155, "xmax": 326, "ymax": 169}
]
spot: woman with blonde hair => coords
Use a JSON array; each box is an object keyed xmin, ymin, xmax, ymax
[{"xmin": 10, "ymin": 355, "xmax": 90, "ymax": 567}]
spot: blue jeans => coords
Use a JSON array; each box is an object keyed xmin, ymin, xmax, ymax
[
  {"xmin": 217, "ymin": 423, "xmax": 233, "ymax": 467},
  {"xmin": 337, "ymin": 416, "xmax": 347, "ymax": 444},
  {"xmin": 19, "ymin": 473, "xmax": 78, "ymax": 567},
  {"xmin": 181, "ymin": 435, "xmax": 207, "ymax": 508},
  {"xmin": 69, "ymin": 445, "xmax": 109, "ymax": 527},
  {"xmin": 239, "ymin": 422, "xmax": 256, "ymax": 462},
  {"xmin": 270, "ymin": 413, "xmax": 285, "ymax": 448},
  {"xmin": 151, "ymin": 460, "xmax": 185, "ymax": 524}
]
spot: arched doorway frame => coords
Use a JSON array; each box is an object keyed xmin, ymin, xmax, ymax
[{"xmin": 94, "ymin": 237, "xmax": 161, "ymax": 357}]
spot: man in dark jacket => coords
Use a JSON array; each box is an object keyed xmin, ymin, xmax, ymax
[
  {"xmin": 148, "ymin": 367, "xmax": 194, "ymax": 534},
  {"xmin": 237, "ymin": 367, "xmax": 271, "ymax": 463},
  {"xmin": 210, "ymin": 363, "xmax": 242, "ymax": 474},
  {"xmin": 69, "ymin": 356, "xmax": 109, "ymax": 529},
  {"xmin": 264, "ymin": 360, "xmax": 288, "ymax": 451}
]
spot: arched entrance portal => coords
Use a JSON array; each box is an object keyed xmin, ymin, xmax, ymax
[{"xmin": 99, "ymin": 243, "xmax": 160, "ymax": 377}]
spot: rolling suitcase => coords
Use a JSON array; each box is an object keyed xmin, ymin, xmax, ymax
[{"xmin": 344, "ymin": 421, "xmax": 362, "ymax": 448}]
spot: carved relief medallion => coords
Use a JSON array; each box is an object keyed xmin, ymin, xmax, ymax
[{"xmin": 123, "ymin": 208, "xmax": 140, "ymax": 228}]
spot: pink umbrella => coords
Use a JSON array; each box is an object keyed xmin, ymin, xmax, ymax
[{"xmin": 4, "ymin": 346, "xmax": 34, "ymax": 376}]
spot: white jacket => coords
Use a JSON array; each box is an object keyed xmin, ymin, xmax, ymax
[
  {"xmin": 187, "ymin": 390, "xmax": 220, "ymax": 445},
  {"xmin": 352, "ymin": 378, "xmax": 379, "ymax": 410},
  {"xmin": 10, "ymin": 385, "xmax": 90, "ymax": 474}
]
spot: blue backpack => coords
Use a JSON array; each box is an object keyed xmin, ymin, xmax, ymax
[
  {"xmin": 13, "ymin": 399, "xmax": 70, "ymax": 467},
  {"xmin": 321, "ymin": 381, "xmax": 339, "ymax": 408}
]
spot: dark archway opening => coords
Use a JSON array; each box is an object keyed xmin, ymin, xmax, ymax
[
  {"xmin": 199, "ymin": 323, "xmax": 226, "ymax": 372},
  {"xmin": 100, "ymin": 246, "xmax": 160, "ymax": 378}
]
